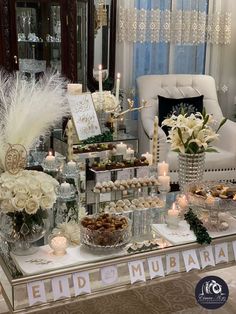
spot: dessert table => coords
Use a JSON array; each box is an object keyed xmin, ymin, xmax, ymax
[{"xmin": 1, "ymin": 192, "xmax": 236, "ymax": 314}]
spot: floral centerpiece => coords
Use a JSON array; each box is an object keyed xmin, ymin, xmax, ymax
[
  {"xmin": 92, "ymin": 91, "xmax": 119, "ymax": 113},
  {"xmin": 0, "ymin": 71, "xmax": 69, "ymax": 255},
  {"xmin": 162, "ymin": 108, "xmax": 226, "ymax": 189},
  {"xmin": 92, "ymin": 91, "xmax": 120, "ymax": 133},
  {"xmin": 0, "ymin": 170, "xmax": 58, "ymax": 255}
]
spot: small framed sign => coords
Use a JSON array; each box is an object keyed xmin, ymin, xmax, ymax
[{"xmin": 67, "ymin": 93, "xmax": 101, "ymax": 141}]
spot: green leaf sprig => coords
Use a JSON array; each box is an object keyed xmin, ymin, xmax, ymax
[{"xmin": 184, "ymin": 208, "xmax": 212, "ymax": 245}]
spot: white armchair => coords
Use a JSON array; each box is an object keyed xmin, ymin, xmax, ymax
[{"xmin": 137, "ymin": 74, "xmax": 236, "ymax": 182}]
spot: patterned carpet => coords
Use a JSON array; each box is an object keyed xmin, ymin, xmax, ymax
[{"xmin": 1, "ymin": 267, "xmax": 236, "ymax": 314}]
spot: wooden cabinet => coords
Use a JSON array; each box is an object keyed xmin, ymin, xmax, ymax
[{"xmin": 0, "ymin": 0, "xmax": 87, "ymax": 84}]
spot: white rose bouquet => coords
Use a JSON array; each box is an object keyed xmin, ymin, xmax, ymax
[
  {"xmin": 162, "ymin": 108, "xmax": 227, "ymax": 154},
  {"xmin": 0, "ymin": 170, "xmax": 59, "ymax": 250},
  {"xmin": 0, "ymin": 170, "xmax": 58, "ymax": 215},
  {"xmin": 92, "ymin": 91, "xmax": 120, "ymax": 113}
]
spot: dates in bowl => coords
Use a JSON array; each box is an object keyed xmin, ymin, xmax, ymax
[{"xmin": 80, "ymin": 213, "xmax": 131, "ymax": 248}]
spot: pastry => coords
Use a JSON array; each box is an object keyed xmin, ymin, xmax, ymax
[{"xmin": 124, "ymin": 199, "xmax": 131, "ymax": 206}]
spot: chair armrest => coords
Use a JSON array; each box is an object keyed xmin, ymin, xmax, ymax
[
  {"xmin": 215, "ymin": 119, "xmax": 236, "ymax": 153},
  {"xmin": 140, "ymin": 98, "xmax": 167, "ymax": 141}
]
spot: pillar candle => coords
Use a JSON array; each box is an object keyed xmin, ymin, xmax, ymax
[
  {"xmin": 116, "ymin": 142, "xmax": 127, "ymax": 157},
  {"xmin": 126, "ymin": 147, "xmax": 134, "ymax": 160},
  {"xmin": 66, "ymin": 119, "xmax": 74, "ymax": 162},
  {"xmin": 141, "ymin": 152, "xmax": 153, "ymax": 165},
  {"xmin": 152, "ymin": 116, "xmax": 159, "ymax": 165},
  {"xmin": 116, "ymin": 73, "xmax": 121, "ymax": 101},
  {"xmin": 67, "ymin": 84, "xmax": 83, "ymax": 95},
  {"xmin": 98, "ymin": 64, "xmax": 103, "ymax": 96},
  {"xmin": 168, "ymin": 202, "xmax": 179, "ymax": 218},
  {"xmin": 158, "ymin": 161, "xmax": 169, "ymax": 176},
  {"xmin": 158, "ymin": 172, "xmax": 170, "ymax": 190}
]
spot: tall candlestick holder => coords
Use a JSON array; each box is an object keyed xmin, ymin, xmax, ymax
[
  {"xmin": 149, "ymin": 165, "xmax": 158, "ymax": 197},
  {"xmin": 59, "ymin": 160, "xmax": 80, "ymax": 194},
  {"xmin": 55, "ymin": 182, "xmax": 79, "ymax": 225},
  {"xmin": 158, "ymin": 184, "xmax": 170, "ymax": 207}
]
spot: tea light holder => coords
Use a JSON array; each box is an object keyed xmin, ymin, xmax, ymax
[
  {"xmin": 61, "ymin": 160, "xmax": 80, "ymax": 178},
  {"xmin": 48, "ymin": 234, "xmax": 68, "ymax": 256},
  {"xmin": 42, "ymin": 152, "xmax": 60, "ymax": 176},
  {"xmin": 166, "ymin": 203, "xmax": 180, "ymax": 229},
  {"xmin": 57, "ymin": 182, "xmax": 76, "ymax": 200}
]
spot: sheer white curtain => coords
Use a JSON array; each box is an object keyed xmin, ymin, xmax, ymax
[
  {"xmin": 115, "ymin": 0, "xmax": 134, "ymax": 93},
  {"xmin": 205, "ymin": 0, "xmax": 236, "ymax": 119}
]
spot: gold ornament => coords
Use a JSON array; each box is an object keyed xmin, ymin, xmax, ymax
[{"xmin": 5, "ymin": 144, "xmax": 27, "ymax": 175}]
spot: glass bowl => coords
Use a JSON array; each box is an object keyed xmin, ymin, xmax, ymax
[
  {"xmin": 185, "ymin": 181, "xmax": 236, "ymax": 212},
  {"xmin": 80, "ymin": 213, "xmax": 131, "ymax": 249}
]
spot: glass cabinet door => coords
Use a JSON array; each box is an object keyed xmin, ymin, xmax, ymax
[
  {"xmin": 77, "ymin": 0, "xmax": 87, "ymax": 87},
  {"xmin": 15, "ymin": 0, "xmax": 62, "ymax": 78}
]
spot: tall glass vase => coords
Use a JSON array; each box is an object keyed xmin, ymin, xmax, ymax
[{"xmin": 178, "ymin": 152, "xmax": 205, "ymax": 191}]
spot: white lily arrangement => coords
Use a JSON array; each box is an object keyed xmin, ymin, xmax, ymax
[
  {"xmin": 0, "ymin": 170, "xmax": 58, "ymax": 214},
  {"xmin": 162, "ymin": 108, "xmax": 227, "ymax": 154}
]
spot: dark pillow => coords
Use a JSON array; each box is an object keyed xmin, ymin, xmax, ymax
[{"xmin": 158, "ymin": 95, "xmax": 204, "ymax": 135}]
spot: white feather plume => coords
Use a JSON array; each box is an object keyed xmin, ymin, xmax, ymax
[{"xmin": 0, "ymin": 71, "xmax": 70, "ymax": 169}]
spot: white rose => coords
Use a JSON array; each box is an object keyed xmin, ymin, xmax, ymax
[
  {"xmin": 1, "ymin": 199, "xmax": 15, "ymax": 213},
  {"xmin": 12, "ymin": 194, "xmax": 28, "ymax": 211},
  {"xmin": 13, "ymin": 183, "xmax": 29, "ymax": 195},
  {"xmin": 41, "ymin": 182, "xmax": 54, "ymax": 194},
  {"xmin": 0, "ymin": 188, "xmax": 12, "ymax": 200},
  {"xmin": 2, "ymin": 181, "xmax": 15, "ymax": 190},
  {"xmin": 38, "ymin": 172, "xmax": 58, "ymax": 186},
  {"xmin": 25, "ymin": 198, "xmax": 39, "ymax": 215},
  {"xmin": 31, "ymin": 188, "xmax": 42, "ymax": 199},
  {"xmin": 29, "ymin": 180, "xmax": 41, "ymax": 191},
  {"xmin": 40, "ymin": 195, "xmax": 54, "ymax": 210},
  {"xmin": 0, "ymin": 172, "xmax": 14, "ymax": 182}
]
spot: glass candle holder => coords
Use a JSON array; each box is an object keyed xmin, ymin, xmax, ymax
[
  {"xmin": 165, "ymin": 215, "xmax": 180, "ymax": 229},
  {"xmin": 42, "ymin": 153, "xmax": 61, "ymax": 175},
  {"xmin": 57, "ymin": 182, "xmax": 77, "ymax": 200},
  {"xmin": 48, "ymin": 233, "xmax": 68, "ymax": 256}
]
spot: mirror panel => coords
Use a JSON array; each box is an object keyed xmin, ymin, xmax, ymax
[{"xmin": 87, "ymin": 0, "xmax": 116, "ymax": 92}]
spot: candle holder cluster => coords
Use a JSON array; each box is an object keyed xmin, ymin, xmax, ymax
[{"xmin": 42, "ymin": 152, "xmax": 63, "ymax": 177}]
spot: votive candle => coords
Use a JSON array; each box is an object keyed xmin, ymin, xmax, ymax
[
  {"xmin": 168, "ymin": 202, "xmax": 179, "ymax": 218},
  {"xmin": 158, "ymin": 161, "xmax": 169, "ymax": 176}
]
